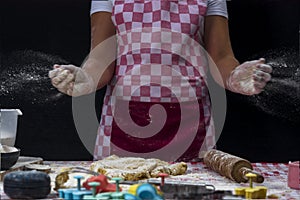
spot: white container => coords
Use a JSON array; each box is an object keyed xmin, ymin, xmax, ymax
[{"xmin": 0, "ymin": 109, "xmax": 23, "ymax": 146}]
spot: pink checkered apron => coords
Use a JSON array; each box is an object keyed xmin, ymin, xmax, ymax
[{"xmin": 94, "ymin": 0, "xmax": 215, "ymax": 161}]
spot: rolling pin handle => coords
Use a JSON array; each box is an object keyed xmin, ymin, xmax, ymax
[{"xmin": 240, "ymin": 167, "xmax": 264, "ymax": 183}]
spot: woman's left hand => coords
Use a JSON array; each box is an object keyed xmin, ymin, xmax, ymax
[{"xmin": 226, "ymin": 58, "xmax": 273, "ymax": 95}]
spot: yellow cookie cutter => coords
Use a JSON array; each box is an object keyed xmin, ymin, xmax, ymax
[{"xmin": 235, "ymin": 173, "xmax": 267, "ymax": 199}]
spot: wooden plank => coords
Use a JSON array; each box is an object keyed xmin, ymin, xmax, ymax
[{"xmin": 0, "ymin": 156, "xmax": 43, "ymax": 181}]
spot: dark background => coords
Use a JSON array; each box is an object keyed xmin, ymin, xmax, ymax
[{"xmin": 0, "ymin": 0, "xmax": 299, "ymax": 162}]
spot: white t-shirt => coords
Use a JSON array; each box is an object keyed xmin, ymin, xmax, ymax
[{"xmin": 90, "ymin": 0, "xmax": 228, "ymax": 18}]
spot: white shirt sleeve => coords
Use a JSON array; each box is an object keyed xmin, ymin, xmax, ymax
[
  {"xmin": 90, "ymin": 0, "xmax": 113, "ymax": 15},
  {"xmin": 90, "ymin": 0, "xmax": 228, "ymax": 18},
  {"xmin": 206, "ymin": 0, "xmax": 228, "ymax": 18}
]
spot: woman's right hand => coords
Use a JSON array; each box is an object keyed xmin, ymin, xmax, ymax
[{"xmin": 48, "ymin": 64, "xmax": 95, "ymax": 97}]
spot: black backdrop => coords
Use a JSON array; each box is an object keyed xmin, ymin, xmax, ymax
[{"xmin": 0, "ymin": 0, "xmax": 299, "ymax": 162}]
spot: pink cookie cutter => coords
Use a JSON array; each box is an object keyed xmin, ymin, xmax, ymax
[{"xmin": 288, "ymin": 161, "xmax": 300, "ymax": 190}]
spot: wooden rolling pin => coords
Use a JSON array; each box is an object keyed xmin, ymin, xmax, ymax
[{"xmin": 203, "ymin": 149, "xmax": 264, "ymax": 183}]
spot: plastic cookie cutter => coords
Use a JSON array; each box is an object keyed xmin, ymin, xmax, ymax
[
  {"xmin": 128, "ymin": 183, "xmax": 164, "ymax": 200},
  {"xmin": 157, "ymin": 173, "xmax": 169, "ymax": 186},
  {"xmin": 83, "ymin": 182, "xmax": 100, "ymax": 200},
  {"xmin": 126, "ymin": 173, "xmax": 166, "ymax": 199},
  {"xmin": 58, "ymin": 173, "xmax": 134, "ymax": 200},
  {"xmin": 83, "ymin": 175, "xmax": 119, "ymax": 194},
  {"xmin": 88, "ymin": 177, "xmax": 145, "ymax": 200},
  {"xmin": 235, "ymin": 173, "xmax": 267, "ymax": 199},
  {"xmin": 58, "ymin": 175, "xmax": 92, "ymax": 200}
]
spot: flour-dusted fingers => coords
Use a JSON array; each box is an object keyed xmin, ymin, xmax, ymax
[
  {"xmin": 257, "ymin": 63, "xmax": 273, "ymax": 74},
  {"xmin": 52, "ymin": 69, "xmax": 70, "ymax": 86},
  {"xmin": 254, "ymin": 70, "xmax": 272, "ymax": 83},
  {"xmin": 49, "ymin": 67, "xmax": 63, "ymax": 79},
  {"xmin": 66, "ymin": 87, "xmax": 74, "ymax": 96},
  {"xmin": 49, "ymin": 64, "xmax": 94, "ymax": 96},
  {"xmin": 56, "ymin": 81, "xmax": 74, "ymax": 96},
  {"xmin": 49, "ymin": 64, "xmax": 63, "ymax": 79},
  {"xmin": 56, "ymin": 73, "xmax": 75, "ymax": 90},
  {"xmin": 227, "ymin": 58, "xmax": 273, "ymax": 95},
  {"xmin": 59, "ymin": 64, "xmax": 79, "ymax": 73},
  {"xmin": 48, "ymin": 69, "xmax": 56, "ymax": 79},
  {"xmin": 50, "ymin": 64, "xmax": 77, "ymax": 82}
]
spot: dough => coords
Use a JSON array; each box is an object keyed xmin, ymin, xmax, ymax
[
  {"xmin": 54, "ymin": 168, "xmax": 92, "ymax": 190},
  {"xmin": 54, "ymin": 155, "xmax": 187, "ymax": 190},
  {"xmin": 90, "ymin": 155, "xmax": 187, "ymax": 181}
]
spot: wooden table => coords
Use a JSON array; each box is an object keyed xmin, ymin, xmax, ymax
[{"xmin": 0, "ymin": 161, "xmax": 299, "ymax": 199}]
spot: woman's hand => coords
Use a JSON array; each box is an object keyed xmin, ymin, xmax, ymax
[
  {"xmin": 48, "ymin": 64, "xmax": 95, "ymax": 97},
  {"xmin": 226, "ymin": 58, "xmax": 272, "ymax": 95}
]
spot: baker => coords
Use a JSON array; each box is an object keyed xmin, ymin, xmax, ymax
[{"xmin": 49, "ymin": 0, "xmax": 272, "ymax": 161}]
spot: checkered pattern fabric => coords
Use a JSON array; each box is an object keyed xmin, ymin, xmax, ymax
[{"xmin": 94, "ymin": 0, "xmax": 216, "ymax": 160}]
